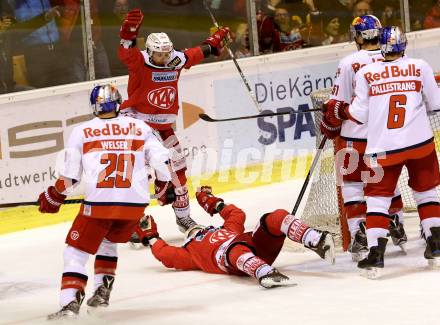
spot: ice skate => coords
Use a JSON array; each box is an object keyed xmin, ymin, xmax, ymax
[
  {"xmin": 87, "ymin": 275, "xmax": 114, "ymax": 311},
  {"xmin": 349, "ymin": 222, "xmax": 368, "ymax": 262},
  {"xmin": 305, "ymin": 231, "xmax": 336, "ymax": 265},
  {"xmin": 358, "ymin": 237, "xmax": 387, "ymax": 279},
  {"xmin": 47, "ymin": 290, "xmax": 84, "ymax": 320},
  {"xmin": 259, "ymin": 269, "xmax": 297, "ymax": 289},
  {"xmin": 176, "ymin": 215, "xmax": 198, "ymax": 233},
  {"xmin": 389, "ymin": 214, "xmax": 407, "ymax": 253},
  {"xmin": 424, "ymin": 227, "xmax": 440, "ymax": 269}
]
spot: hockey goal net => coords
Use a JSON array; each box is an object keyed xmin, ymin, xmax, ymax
[{"xmin": 300, "ymin": 75, "xmax": 440, "ymax": 250}]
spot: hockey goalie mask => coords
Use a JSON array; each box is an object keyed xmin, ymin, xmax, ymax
[
  {"xmin": 90, "ymin": 84, "xmax": 122, "ymax": 117},
  {"xmin": 350, "ymin": 15, "xmax": 382, "ymax": 42},
  {"xmin": 380, "ymin": 26, "xmax": 407, "ymax": 56}
]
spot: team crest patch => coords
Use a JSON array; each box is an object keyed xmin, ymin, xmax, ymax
[
  {"xmin": 167, "ymin": 56, "xmax": 182, "ymax": 68},
  {"xmin": 70, "ymin": 231, "xmax": 80, "ymax": 241},
  {"xmin": 152, "ymin": 71, "xmax": 178, "ymax": 82}
]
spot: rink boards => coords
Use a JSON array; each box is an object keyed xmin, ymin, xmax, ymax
[{"xmin": 1, "ymin": 28, "xmax": 440, "ymax": 234}]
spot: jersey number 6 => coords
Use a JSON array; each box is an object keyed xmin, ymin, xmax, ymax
[
  {"xmin": 387, "ymin": 94, "xmax": 407, "ymax": 129},
  {"xmin": 97, "ymin": 153, "xmax": 135, "ymax": 188}
]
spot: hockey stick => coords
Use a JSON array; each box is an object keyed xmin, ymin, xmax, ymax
[
  {"xmin": 199, "ymin": 108, "xmax": 322, "ymax": 123},
  {"xmin": 203, "ymin": 0, "xmax": 262, "ymax": 113},
  {"xmin": 0, "ymin": 191, "xmax": 177, "ymax": 209},
  {"xmin": 0, "ymin": 199, "xmax": 84, "ymax": 209},
  {"xmin": 291, "ymin": 136, "xmax": 328, "ymax": 215}
]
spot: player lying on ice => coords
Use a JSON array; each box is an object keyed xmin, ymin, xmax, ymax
[{"xmin": 135, "ymin": 186, "xmax": 336, "ymax": 288}]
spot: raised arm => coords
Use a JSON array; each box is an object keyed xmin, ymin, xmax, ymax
[{"xmin": 196, "ymin": 186, "xmax": 246, "ymax": 234}]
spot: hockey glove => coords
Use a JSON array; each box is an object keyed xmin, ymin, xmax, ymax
[
  {"xmin": 154, "ymin": 180, "xmax": 176, "ymax": 206},
  {"xmin": 38, "ymin": 186, "xmax": 66, "ymax": 213},
  {"xmin": 119, "ymin": 9, "xmax": 144, "ymax": 40},
  {"xmin": 135, "ymin": 215, "xmax": 160, "ymax": 247},
  {"xmin": 322, "ymin": 99, "xmax": 350, "ymax": 127},
  {"xmin": 320, "ymin": 116, "xmax": 341, "ymax": 139},
  {"xmin": 196, "ymin": 186, "xmax": 224, "ymax": 216},
  {"xmin": 203, "ymin": 27, "xmax": 230, "ymax": 56}
]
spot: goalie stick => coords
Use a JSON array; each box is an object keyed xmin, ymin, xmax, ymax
[
  {"xmin": 203, "ymin": 0, "xmax": 262, "ymax": 113},
  {"xmin": 199, "ymin": 108, "xmax": 322, "ymax": 122},
  {"xmin": 291, "ymin": 136, "xmax": 327, "ymax": 215}
]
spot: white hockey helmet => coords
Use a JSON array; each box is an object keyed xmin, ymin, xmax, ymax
[{"xmin": 146, "ymin": 32, "xmax": 173, "ymax": 54}]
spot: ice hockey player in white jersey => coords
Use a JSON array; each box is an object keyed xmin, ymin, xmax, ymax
[
  {"xmin": 38, "ymin": 84, "xmax": 172, "ymax": 319},
  {"xmin": 320, "ymin": 15, "xmax": 406, "ymax": 261},
  {"xmin": 324, "ymin": 26, "xmax": 440, "ymax": 278}
]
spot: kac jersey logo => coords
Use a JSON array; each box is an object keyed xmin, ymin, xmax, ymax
[
  {"xmin": 147, "ymin": 86, "xmax": 176, "ymax": 110},
  {"xmin": 209, "ymin": 229, "xmax": 236, "ymax": 244}
]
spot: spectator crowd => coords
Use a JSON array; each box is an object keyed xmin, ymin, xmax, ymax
[{"xmin": 1, "ymin": 0, "xmax": 440, "ymax": 94}]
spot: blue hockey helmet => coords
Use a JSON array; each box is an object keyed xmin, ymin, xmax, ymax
[
  {"xmin": 350, "ymin": 15, "xmax": 382, "ymax": 41},
  {"xmin": 90, "ymin": 84, "xmax": 122, "ymax": 116},
  {"xmin": 380, "ymin": 26, "xmax": 407, "ymax": 56}
]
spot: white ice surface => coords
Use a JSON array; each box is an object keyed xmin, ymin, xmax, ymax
[{"xmin": 0, "ymin": 180, "xmax": 439, "ymax": 325}]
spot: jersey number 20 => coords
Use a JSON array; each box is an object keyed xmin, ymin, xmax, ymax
[
  {"xmin": 387, "ymin": 94, "xmax": 407, "ymax": 129},
  {"xmin": 97, "ymin": 153, "xmax": 135, "ymax": 188}
]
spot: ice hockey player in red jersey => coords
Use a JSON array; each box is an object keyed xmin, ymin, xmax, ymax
[
  {"xmin": 324, "ymin": 26, "xmax": 440, "ymax": 277},
  {"xmin": 118, "ymin": 9, "xmax": 230, "ymax": 235},
  {"xmin": 320, "ymin": 15, "xmax": 407, "ymax": 261},
  {"xmin": 136, "ymin": 186, "xmax": 336, "ymax": 288},
  {"xmin": 39, "ymin": 84, "xmax": 172, "ymax": 319}
]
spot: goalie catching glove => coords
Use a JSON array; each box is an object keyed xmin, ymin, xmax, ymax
[
  {"xmin": 38, "ymin": 186, "xmax": 66, "ymax": 213},
  {"xmin": 119, "ymin": 9, "xmax": 144, "ymax": 40},
  {"xmin": 134, "ymin": 215, "xmax": 160, "ymax": 247},
  {"xmin": 196, "ymin": 186, "xmax": 224, "ymax": 216},
  {"xmin": 203, "ymin": 27, "xmax": 230, "ymax": 56}
]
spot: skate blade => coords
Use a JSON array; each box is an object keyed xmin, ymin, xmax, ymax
[
  {"xmin": 351, "ymin": 251, "xmax": 367, "ymax": 262},
  {"xmin": 360, "ymin": 267, "xmax": 382, "ymax": 280},
  {"xmin": 398, "ymin": 243, "xmax": 407, "ymax": 254},
  {"xmin": 128, "ymin": 242, "xmax": 144, "ymax": 250},
  {"xmin": 324, "ymin": 235, "xmax": 336, "ymax": 265},
  {"xmin": 87, "ymin": 305, "xmax": 108, "ymax": 316},
  {"xmin": 428, "ymin": 258, "xmax": 440, "ymax": 269},
  {"xmin": 260, "ymin": 279, "xmax": 298, "ymax": 289}
]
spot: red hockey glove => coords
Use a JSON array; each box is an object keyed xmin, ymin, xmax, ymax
[
  {"xmin": 135, "ymin": 215, "xmax": 160, "ymax": 247},
  {"xmin": 38, "ymin": 186, "xmax": 66, "ymax": 213},
  {"xmin": 154, "ymin": 180, "xmax": 176, "ymax": 206},
  {"xmin": 320, "ymin": 116, "xmax": 341, "ymax": 139},
  {"xmin": 322, "ymin": 99, "xmax": 350, "ymax": 127},
  {"xmin": 203, "ymin": 27, "xmax": 230, "ymax": 56},
  {"xmin": 119, "ymin": 9, "xmax": 144, "ymax": 40},
  {"xmin": 196, "ymin": 186, "xmax": 224, "ymax": 216}
]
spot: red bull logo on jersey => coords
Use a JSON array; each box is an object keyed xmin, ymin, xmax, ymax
[
  {"xmin": 364, "ymin": 64, "xmax": 421, "ymax": 84},
  {"xmin": 352, "ymin": 57, "xmax": 384, "ymax": 73},
  {"xmin": 83, "ymin": 122, "xmax": 142, "ymax": 138},
  {"xmin": 148, "ymin": 86, "xmax": 176, "ymax": 109}
]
